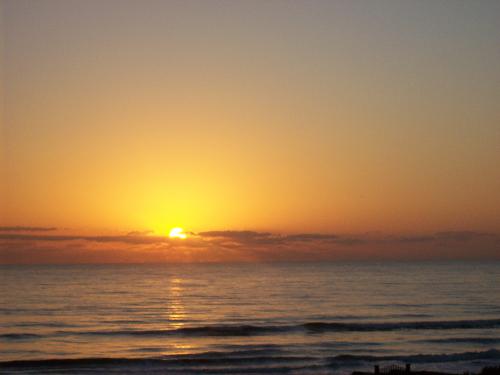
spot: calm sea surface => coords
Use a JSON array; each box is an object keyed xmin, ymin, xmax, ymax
[{"xmin": 1, "ymin": 262, "xmax": 499, "ymax": 374}]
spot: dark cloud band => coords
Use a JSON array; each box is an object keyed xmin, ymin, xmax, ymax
[{"xmin": 0, "ymin": 226, "xmax": 58, "ymax": 232}]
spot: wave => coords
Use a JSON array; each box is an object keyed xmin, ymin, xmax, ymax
[
  {"xmin": 0, "ymin": 333, "xmax": 42, "ymax": 340},
  {"xmin": 0, "ymin": 355, "xmax": 320, "ymax": 370},
  {"xmin": 1, "ymin": 349, "xmax": 499, "ymax": 371},
  {"xmin": 73, "ymin": 324, "xmax": 289, "ymax": 337},
  {"xmin": 4, "ymin": 318, "xmax": 500, "ymax": 340},
  {"xmin": 68, "ymin": 318, "xmax": 500, "ymax": 337},
  {"xmin": 420, "ymin": 337, "xmax": 500, "ymax": 345},
  {"xmin": 302, "ymin": 318, "xmax": 500, "ymax": 333},
  {"xmin": 328, "ymin": 349, "xmax": 500, "ymax": 365}
]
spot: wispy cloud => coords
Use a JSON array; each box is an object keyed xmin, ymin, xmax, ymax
[
  {"xmin": 0, "ymin": 226, "xmax": 58, "ymax": 232},
  {"xmin": 396, "ymin": 231, "xmax": 495, "ymax": 243},
  {"xmin": 126, "ymin": 230, "xmax": 154, "ymax": 236},
  {"xmin": 0, "ymin": 233, "xmax": 167, "ymax": 244},
  {"xmin": 284, "ymin": 233, "xmax": 338, "ymax": 241},
  {"xmin": 198, "ymin": 231, "xmax": 273, "ymax": 239},
  {"xmin": 1, "ymin": 228, "xmax": 499, "ymax": 264}
]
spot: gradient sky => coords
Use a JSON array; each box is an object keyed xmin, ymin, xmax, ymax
[{"xmin": 1, "ymin": 1, "xmax": 500, "ymax": 262}]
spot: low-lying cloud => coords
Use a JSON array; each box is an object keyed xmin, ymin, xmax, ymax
[
  {"xmin": 0, "ymin": 226, "xmax": 58, "ymax": 232},
  {"xmin": 0, "ymin": 228, "xmax": 498, "ymax": 264}
]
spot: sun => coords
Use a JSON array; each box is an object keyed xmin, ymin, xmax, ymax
[{"xmin": 169, "ymin": 227, "xmax": 187, "ymax": 239}]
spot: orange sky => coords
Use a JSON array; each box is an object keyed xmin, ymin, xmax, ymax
[{"xmin": 1, "ymin": 1, "xmax": 500, "ymax": 262}]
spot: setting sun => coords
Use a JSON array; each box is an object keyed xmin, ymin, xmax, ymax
[{"xmin": 169, "ymin": 227, "xmax": 187, "ymax": 239}]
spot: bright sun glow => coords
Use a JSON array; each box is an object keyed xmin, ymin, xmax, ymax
[{"xmin": 169, "ymin": 227, "xmax": 187, "ymax": 239}]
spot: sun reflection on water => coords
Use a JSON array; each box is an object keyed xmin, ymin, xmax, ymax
[{"xmin": 166, "ymin": 277, "xmax": 186, "ymax": 330}]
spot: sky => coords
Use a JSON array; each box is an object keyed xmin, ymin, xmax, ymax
[{"xmin": 1, "ymin": 0, "xmax": 499, "ymax": 263}]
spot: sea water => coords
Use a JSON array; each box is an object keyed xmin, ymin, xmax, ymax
[{"xmin": 1, "ymin": 262, "xmax": 499, "ymax": 374}]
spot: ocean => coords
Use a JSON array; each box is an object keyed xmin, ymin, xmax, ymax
[{"xmin": 1, "ymin": 262, "xmax": 499, "ymax": 374}]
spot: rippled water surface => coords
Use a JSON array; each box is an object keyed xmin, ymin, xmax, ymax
[{"xmin": 1, "ymin": 262, "xmax": 499, "ymax": 374}]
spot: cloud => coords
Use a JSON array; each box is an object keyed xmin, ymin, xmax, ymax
[
  {"xmin": 284, "ymin": 233, "xmax": 338, "ymax": 241},
  {"xmin": 1, "ymin": 227, "xmax": 499, "ymax": 264},
  {"xmin": 396, "ymin": 231, "xmax": 496, "ymax": 244},
  {"xmin": 434, "ymin": 231, "xmax": 494, "ymax": 241},
  {"xmin": 197, "ymin": 230, "xmax": 281, "ymax": 246},
  {"xmin": 197, "ymin": 231, "xmax": 346, "ymax": 246},
  {"xmin": 0, "ymin": 226, "xmax": 57, "ymax": 232},
  {"xmin": 0, "ymin": 233, "xmax": 168, "ymax": 244},
  {"xmin": 198, "ymin": 230, "xmax": 272, "ymax": 239},
  {"xmin": 126, "ymin": 230, "xmax": 154, "ymax": 236}
]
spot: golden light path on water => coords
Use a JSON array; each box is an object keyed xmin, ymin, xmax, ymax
[{"xmin": 165, "ymin": 277, "xmax": 194, "ymax": 353}]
